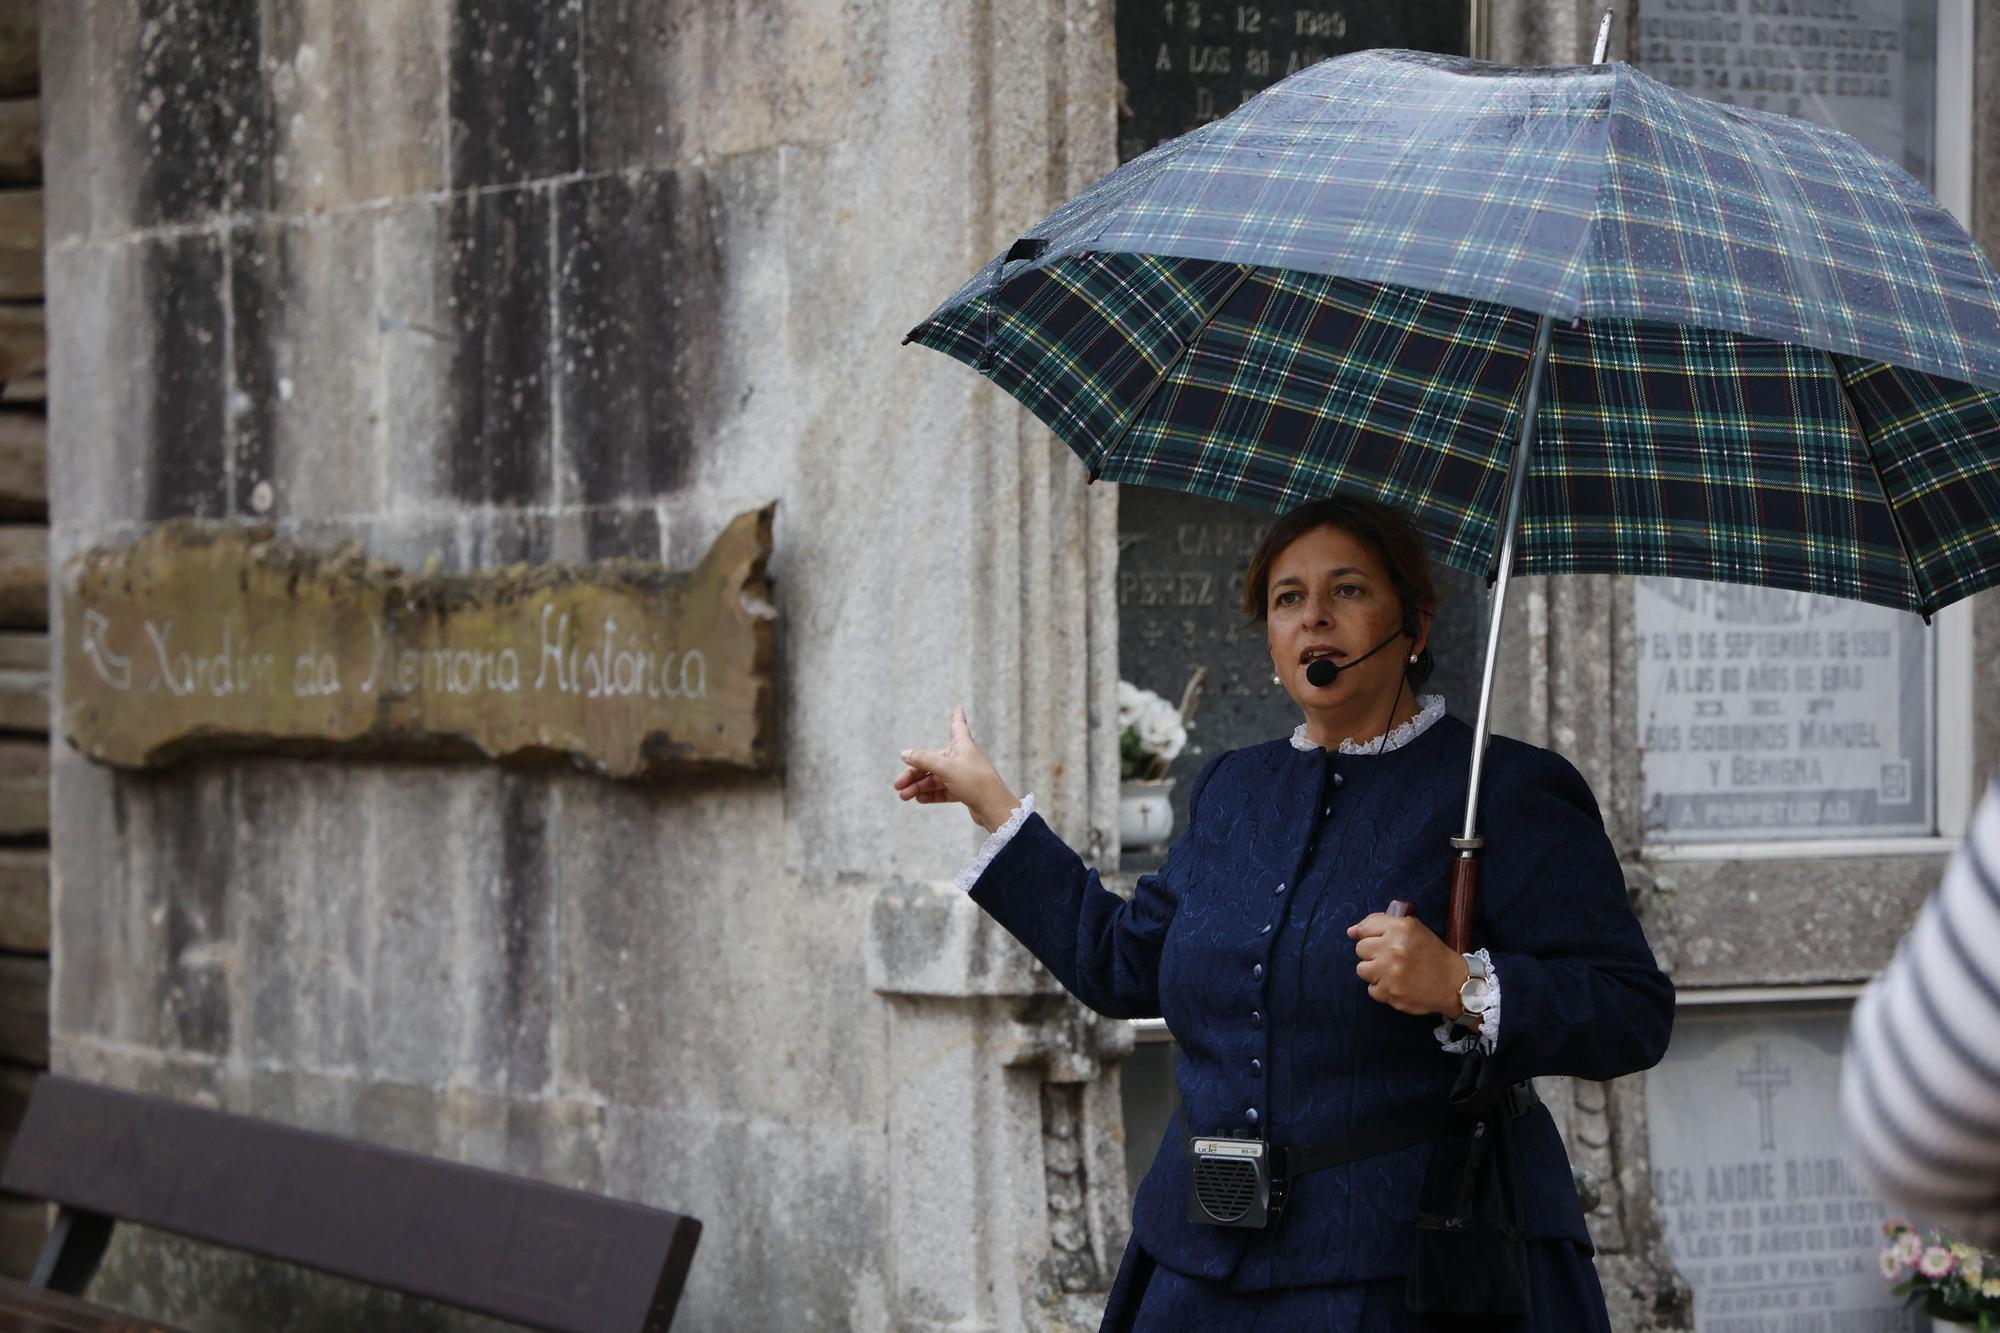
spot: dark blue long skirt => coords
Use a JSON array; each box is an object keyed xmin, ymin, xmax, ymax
[{"xmin": 1101, "ymin": 1239, "xmax": 1614, "ymax": 1332}]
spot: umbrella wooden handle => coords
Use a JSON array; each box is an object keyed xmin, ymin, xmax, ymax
[{"xmin": 1446, "ymin": 856, "xmax": 1479, "ymax": 954}]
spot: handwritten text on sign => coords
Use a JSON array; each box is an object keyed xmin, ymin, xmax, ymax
[
  {"xmin": 1635, "ymin": 577, "xmax": 1932, "ymax": 842},
  {"xmin": 61, "ymin": 507, "xmax": 776, "ymax": 779}
]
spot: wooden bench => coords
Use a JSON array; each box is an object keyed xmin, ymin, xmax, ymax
[{"xmin": 0, "ymin": 1076, "xmax": 701, "ymax": 1331}]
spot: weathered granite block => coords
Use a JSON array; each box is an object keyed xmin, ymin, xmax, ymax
[
  {"xmin": 142, "ymin": 235, "xmax": 230, "ymax": 520},
  {"xmin": 265, "ymin": 0, "xmax": 448, "ymax": 212},
  {"xmin": 100, "ymin": 0, "xmax": 270, "ymax": 230},
  {"xmin": 598, "ymin": 1099, "xmax": 884, "ymax": 1331},
  {"xmin": 1659, "ymin": 852, "xmax": 1940, "ymax": 986},
  {"xmin": 547, "ymin": 774, "xmax": 875, "ymax": 1116},
  {"xmin": 137, "ymin": 765, "xmax": 238, "ymax": 1059},
  {"xmin": 39, "ymin": 3, "xmax": 89, "ymax": 244},
  {"xmin": 575, "ymin": 505, "xmax": 662, "ymax": 563},
  {"xmin": 447, "ymin": 0, "xmax": 580, "ymax": 190},
  {"xmin": 580, "ymin": 0, "xmax": 852, "ymax": 171},
  {"xmin": 46, "ymin": 231, "xmax": 228, "ymax": 534},
  {"xmin": 444, "ymin": 184, "xmax": 553, "ymax": 507},
  {"xmin": 48, "ymin": 751, "xmax": 118, "ymax": 1046},
  {"xmin": 355, "ymin": 768, "xmax": 469, "ymax": 1085},
  {"xmin": 553, "ymin": 169, "xmax": 715, "ymax": 507},
  {"xmin": 373, "ymin": 200, "xmax": 458, "ymax": 512},
  {"xmin": 456, "ymin": 772, "xmax": 557, "ymax": 1094},
  {"xmin": 228, "ymin": 210, "xmax": 382, "ymax": 520}
]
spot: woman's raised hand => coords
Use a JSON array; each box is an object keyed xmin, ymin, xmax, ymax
[{"xmin": 895, "ymin": 706, "xmax": 1021, "ymax": 833}]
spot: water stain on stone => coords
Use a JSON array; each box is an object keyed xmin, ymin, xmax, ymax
[
  {"xmin": 226, "ymin": 222, "xmax": 286, "ymax": 517},
  {"xmin": 146, "ymin": 769, "xmax": 233, "ymax": 1056},
  {"xmin": 555, "ymin": 169, "xmax": 716, "ymax": 507},
  {"xmin": 448, "ymin": 0, "xmax": 581, "ymax": 189},
  {"xmin": 125, "ymin": 0, "xmax": 271, "ymax": 227},
  {"xmin": 582, "ymin": 506, "xmax": 661, "ymax": 562},
  {"xmin": 493, "ymin": 776, "xmax": 551, "ymax": 1090},
  {"xmin": 445, "ymin": 185, "xmax": 553, "ymax": 507},
  {"xmin": 141, "ymin": 233, "xmax": 228, "ymax": 520}
]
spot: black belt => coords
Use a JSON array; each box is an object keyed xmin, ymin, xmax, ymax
[{"xmin": 1185, "ymin": 1078, "xmax": 1540, "ymax": 1181}]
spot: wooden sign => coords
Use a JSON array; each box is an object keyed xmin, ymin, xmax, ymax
[{"xmin": 60, "ymin": 506, "xmax": 776, "ymax": 780}]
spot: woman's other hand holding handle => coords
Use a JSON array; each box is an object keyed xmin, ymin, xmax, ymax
[
  {"xmin": 1349, "ymin": 900, "xmax": 1473, "ymax": 1020},
  {"xmin": 895, "ymin": 705, "xmax": 1022, "ymax": 833}
]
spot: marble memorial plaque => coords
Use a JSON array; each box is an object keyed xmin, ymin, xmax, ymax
[
  {"xmin": 1635, "ymin": 0, "xmax": 1939, "ymax": 188},
  {"xmin": 1648, "ymin": 1007, "xmax": 1921, "ymax": 1333},
  {"xmin": 1114, "ymin": 1, "xmax": 1472, "ymax": 163},
  {"xmin": 1631, "ymin": 4, "xmax": 1949, "ymax": 845},
  {"xmin": 1635, "ymin": 577, "xmax": 1933, "ymax": 842}
]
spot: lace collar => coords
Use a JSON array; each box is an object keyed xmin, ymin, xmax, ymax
[{"xmin": 1289, "ymin": 694, "xmax": 1447, "ymax": 755}]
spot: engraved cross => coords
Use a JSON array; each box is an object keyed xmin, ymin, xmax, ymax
[{"xmin": 1737, "ymin": 1042, "xmax": 1792, "ymax": 1153}]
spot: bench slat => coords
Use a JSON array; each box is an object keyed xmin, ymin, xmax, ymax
[{"xmin": 1, "ymin": 1078, "xmax": 700, "ymax": 1333}]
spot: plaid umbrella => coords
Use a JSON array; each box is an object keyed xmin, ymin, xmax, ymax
[
  {"xmin": 908, "ymin": 39, "xmax": 2000, "ymax": 950},
  {"xmin": 907, "ymin": 48, "xmax": 2000, "ymax": 620}
]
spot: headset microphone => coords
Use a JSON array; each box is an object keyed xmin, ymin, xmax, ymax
[{"xmin": 1303, "ymin": 627, "xmax": 1405, "ymax": 688}]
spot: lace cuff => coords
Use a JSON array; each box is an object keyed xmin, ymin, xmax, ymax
[
  {"xmin": 1434, "ymin": 948, "xmax": 1500, "ymax": 1055},
  {"xmin": 953, "ymin": 793, "xmax": 1036, "ymax": 894}
]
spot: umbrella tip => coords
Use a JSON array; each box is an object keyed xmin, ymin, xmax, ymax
[{"xmin": 1591, "ymin": 9, "xmax": 1614, "ymax": 64}]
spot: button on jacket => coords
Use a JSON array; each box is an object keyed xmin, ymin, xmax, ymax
[{"xmin": 966, "ymin": 713, "xmax": 1674, "ymax": 1290}]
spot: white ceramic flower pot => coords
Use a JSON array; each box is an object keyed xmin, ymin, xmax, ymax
[{"xmin": 1120, "ymin": 778, "xmax": 1176, "ymax": 851}]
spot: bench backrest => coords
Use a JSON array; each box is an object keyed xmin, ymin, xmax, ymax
[{"xmin": 1, "ymin": 1077, "xmax": 701, "ymax": 1332}]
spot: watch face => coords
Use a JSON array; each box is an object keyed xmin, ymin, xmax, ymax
[{"xmin": 1461, "ymin": 978, "xmax": 1493, "ymax": 1012}]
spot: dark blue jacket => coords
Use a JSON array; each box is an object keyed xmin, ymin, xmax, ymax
[{"xmin": 968, "ymin": 714, "xmax": 1674, "ymax": 1288}]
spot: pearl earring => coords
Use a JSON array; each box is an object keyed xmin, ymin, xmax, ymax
[
  {"xmin": 1408, "ymin": 653, "xmax": 1418, "ymax": 663},
  {"xmin": 1272, "ymin": 673, "xmax": 1280, "ymax": 684}
]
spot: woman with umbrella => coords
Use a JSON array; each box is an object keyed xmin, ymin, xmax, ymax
[
  {"xmin": 894, "ymin": 492, "xmax": 1674, "ymax": 1329},
  {"xmin": 897, "ymin": 9, "xmax": 2000, "ymax": 1323}
]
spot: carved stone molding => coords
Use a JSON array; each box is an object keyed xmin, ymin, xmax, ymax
[{"xmin": 868, "ymin": 882, "xmax": 1133, "ymax": 1332}]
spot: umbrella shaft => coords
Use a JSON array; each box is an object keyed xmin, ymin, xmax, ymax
[{"xmin": 1460, "ymin": 314, "xmax": 1556, "ymax": 848}]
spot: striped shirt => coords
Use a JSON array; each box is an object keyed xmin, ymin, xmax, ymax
[{"xmin": 1838, "ymin": 778, "xmax": 2000, "ymax": 1247}]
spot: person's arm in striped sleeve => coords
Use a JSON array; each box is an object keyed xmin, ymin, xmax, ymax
[{"xmin": 1838, "ymin": 777, "xmax": 2000, "ymax": 1248}]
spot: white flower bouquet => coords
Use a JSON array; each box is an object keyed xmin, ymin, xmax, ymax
[
  {"xmin": 1117, "ymin": 680, "xmax": 1189, "ymax": 782},
  {"xmin": 1879, "ymin": 1219, "xmax": 1999, "ymax": 1329}
]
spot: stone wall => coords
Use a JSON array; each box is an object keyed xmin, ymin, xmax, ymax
[{"xmin": 44, "ymin": 1, "xmax": 1121, "ymax": 1327}]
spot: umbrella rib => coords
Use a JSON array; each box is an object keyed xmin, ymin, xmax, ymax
[
  {"xmin": 1088, "ymin": 264, "xmax": 1257, "ymax": 482},
  {"xmin": 1833, "ymin": 363, "xmax": 1932, "ymax": 619}
]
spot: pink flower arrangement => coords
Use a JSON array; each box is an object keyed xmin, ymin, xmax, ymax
[
  {"xmin": 1922, "ymin": 1247, "xmax": 1959, "ymax": 1280},
  {"xmin": 1878, "ymin": 1220, "xmax": 1998, "ymax": 1329}
]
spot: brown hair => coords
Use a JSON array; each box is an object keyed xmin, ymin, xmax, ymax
[{"xmin": 1239, "ymin": 495, "xmax": 1441, "ymax": 687}]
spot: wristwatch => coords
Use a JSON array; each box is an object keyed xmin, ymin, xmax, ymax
[{"xmin": 1457, "ymin": 953, "xmax": 1494, "ymax": 1020}]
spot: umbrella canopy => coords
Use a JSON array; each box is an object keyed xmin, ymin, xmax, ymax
[{"xmin": 908, "ymin": 49, "xmax": 2000, "ymax": 618}]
